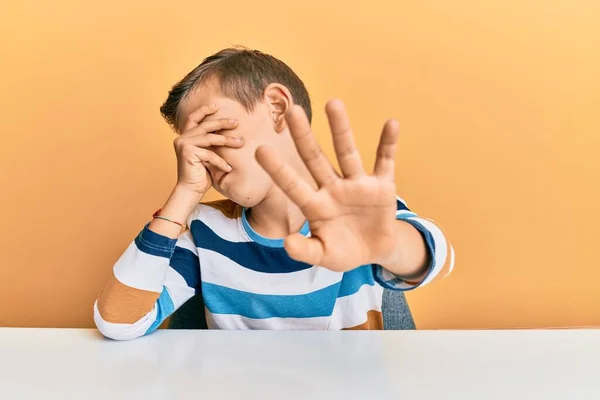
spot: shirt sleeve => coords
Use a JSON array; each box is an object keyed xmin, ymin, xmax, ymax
[
  {"xmin": 372, "ymin": 196, "xmax": 455, "ymax": 291},
  {"xmin": 94, "ymin": 224, "xmax": 200, "ymax": 340}
]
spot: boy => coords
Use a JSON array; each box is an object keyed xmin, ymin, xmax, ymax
[{"xmin": 94, "ymin": 48, "xmax": 454, "ymax": 339}]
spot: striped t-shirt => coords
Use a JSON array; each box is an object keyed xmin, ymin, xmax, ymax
[{"xmin": 94, "ymin": 197, "xmax": 454, "ymax": 340}]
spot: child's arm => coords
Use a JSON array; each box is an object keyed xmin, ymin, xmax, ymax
[
  {"xmin": 372, "ymin": 196, "xmax": 454, "ymax": 290},
  {"xmin": 255, "ymin": 101, "xmax": 454, "ymax": 289},
  {"xmin": 94, "ymin": 186, "xmax": 201, "ymax": 340},
  {"xmin": 95, "ymin": 104, "xmax": 243, "ymax": 339}
]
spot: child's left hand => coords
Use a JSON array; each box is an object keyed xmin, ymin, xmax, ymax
[{"xmin": 255, "ymin": 100, "xmax": 403, "ymax": 273}]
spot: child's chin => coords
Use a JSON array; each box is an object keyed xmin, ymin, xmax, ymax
[
  {"xmin": 213, "ymin": 186, "xmax": 250, "ymax": 207},
  {"xmin": 216, "ymin": 179, "xmax": 267, "ymax": 207},
  {"xmin": 233, "ymin": 196, "xmax": 260, "ymax": 208},
  {"xmin": 228, "ymin": 191, "xmax": 262, "ymax": 208}
]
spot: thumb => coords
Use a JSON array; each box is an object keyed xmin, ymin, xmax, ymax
[{"xmin": 284, "ymin": 233, "xmax": 324, "ymax": 266}]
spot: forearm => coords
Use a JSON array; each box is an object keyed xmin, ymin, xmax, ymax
[
  {"xmin": 96, "ymin": 185, "xmax": 202, "ymax": 339},
  {"xmin": 379, "ymin": 220, "xmax": 430, "ymax": 281},
  {"xmin": 95, "ymin": 226, "xmax": 178, "ymax": 339},
  {"xmin": 95, "ymin": 227, "xmax": 199, "ymax": 340}
]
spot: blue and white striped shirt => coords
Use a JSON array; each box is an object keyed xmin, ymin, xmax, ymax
[{"xmin": 94, "ymin": 198, "xmax": 454, "ymax": 340}]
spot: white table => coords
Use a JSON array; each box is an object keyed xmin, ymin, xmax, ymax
[{"xmin": 0, "ymin": 328, "xmax": 598, "ymax": 399}]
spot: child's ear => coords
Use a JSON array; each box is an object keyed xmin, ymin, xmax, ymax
[{"xmin": 263, "ymin": 83, "xmax": 292, "ymax": 133}]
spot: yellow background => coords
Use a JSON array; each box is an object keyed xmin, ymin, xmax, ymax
[{"xmin": 1, "ymin": 0, "xmax": 598, "ymax": 329}]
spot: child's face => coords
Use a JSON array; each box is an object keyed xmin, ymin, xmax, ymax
[{"xmin": 176, "ymin": 79, "xmax": 283, "ymax": 207}]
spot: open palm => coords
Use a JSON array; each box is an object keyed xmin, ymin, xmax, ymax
[{"xmin": 255, "ymin": 100, "xmax": 400, "ymax": 272}]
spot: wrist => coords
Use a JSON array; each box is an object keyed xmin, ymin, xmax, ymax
[
  {"xmin": 376, "ymin": 221, "xmax": 430, "ymax": 280},
  {"xmin": 174, "ymin": 183, "xmax": 206, "ymax": 202},
  {"xmin": 147, "ymin": 185, "xmax": 204, "ymax": 239},
  {"xmin": 164, "ymin": 185, "xmax": 204, "ymax": 221}
]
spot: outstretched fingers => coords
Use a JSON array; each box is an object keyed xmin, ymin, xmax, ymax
[
  {"xmin": 286, "ymin": 105, "xmax": 339, "ymax": 187},
  {"xmin": 326, "ymin": 100, "xmax": 365, "ymax": 179},
  {"xmin": 373, "ymin": 119, "xmax": 400, "ymax": 181},
  {"xmin": 255, "ymin": 145, "xmax": 316, "ymax": 211}
]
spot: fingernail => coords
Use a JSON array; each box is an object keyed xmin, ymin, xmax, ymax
[
  {"xmin": 229, "ymin": 119, "xmax": 237, "ymax": 124},
  {"xmin": 209, "ymin": 104, "xmax": 216, "ymax": 108},
  {"xmin": 226, "ymin": 164, "xmax": 233, "ymax": 171},
  {"xmin": 234, "ymin": 137, "xmax": 243, "ymax": 143}
]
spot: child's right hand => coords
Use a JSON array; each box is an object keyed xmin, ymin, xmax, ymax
[{"xmin": 173, "ymin": 104, "xmax": 242, "ymax": 197}]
